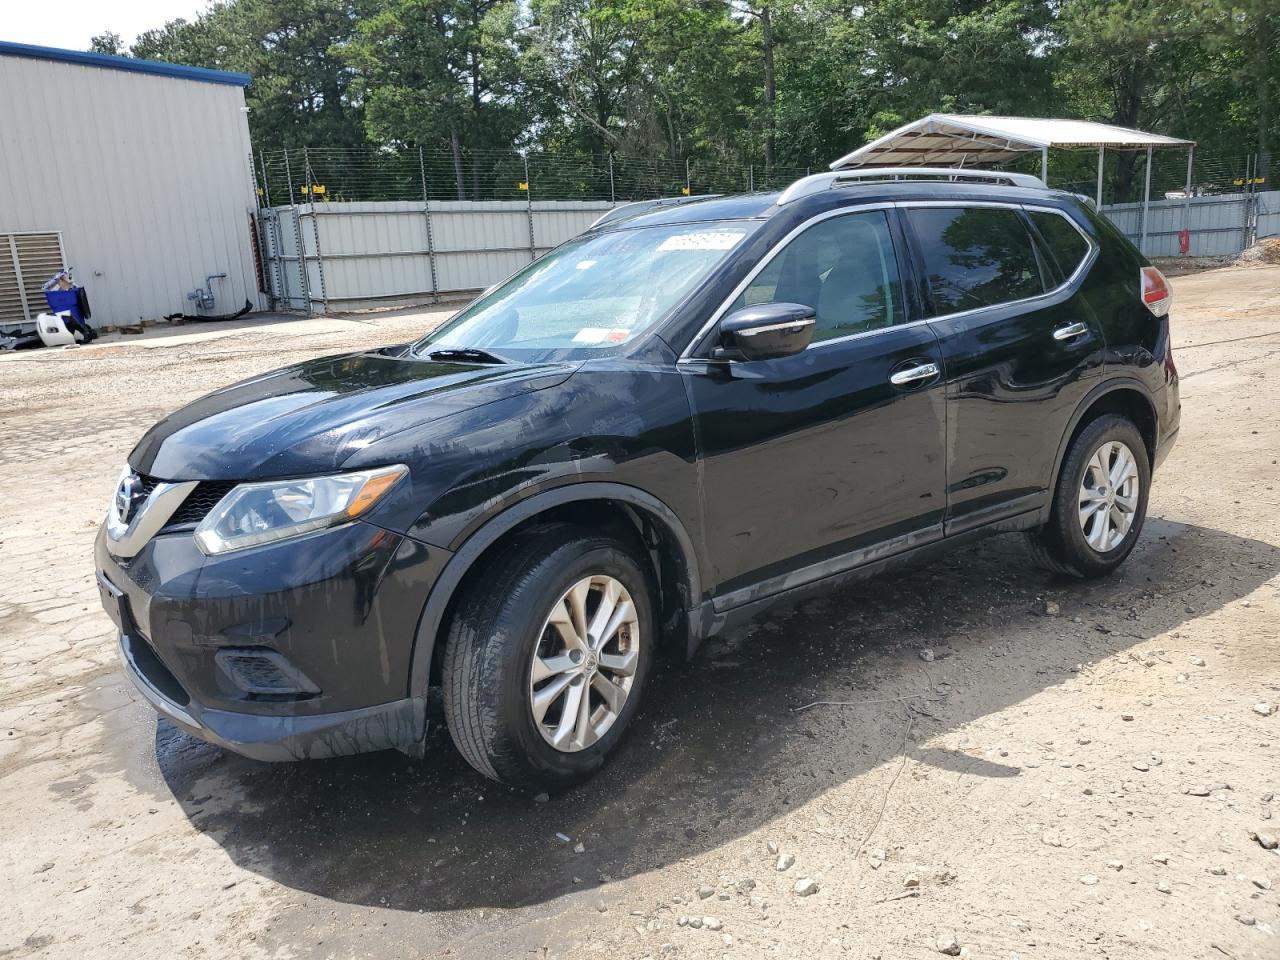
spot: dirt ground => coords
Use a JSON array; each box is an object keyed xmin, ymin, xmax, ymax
[{"xmin": 1, "ymin": 266, "xmax": 1277, "ymax": 960}]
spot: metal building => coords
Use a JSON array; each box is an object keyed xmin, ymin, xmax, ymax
[{"xmin": 0, "ymin": 42, "xmax": 261, "ymax": 332}]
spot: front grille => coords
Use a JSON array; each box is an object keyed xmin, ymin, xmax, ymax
[
  {"xmin": 136, "ymin": 475, "xmax": 162, "ymax": 501},
  {"xmin": 135, "ymin": 474, "xmax": 237, "ymax": 529},
  {"xmin": 168, "ymin": 481, "xmax": 238, "ymax": 526}
]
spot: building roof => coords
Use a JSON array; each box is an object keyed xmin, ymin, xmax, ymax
[
  {"xmin": 0, "ymin": 40, "xmax": 250, "ymax": 87},
  {"xmin": 830, "ymin": 114, "xmax": 1193, "ymax": 169}
]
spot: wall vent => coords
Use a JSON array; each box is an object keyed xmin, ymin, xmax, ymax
[{"xmin": 0, "ymin": 232, "xmax": 66, "ymax": 331}]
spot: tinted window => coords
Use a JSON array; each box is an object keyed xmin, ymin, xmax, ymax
[
  {"xmin": 907, "ymin": 207, "xmax": 1045, "ymax": 317},
  {"xmin": 1030, "ymin": 210, "xmax": 1090, "ymax": 278},
  {"xmin": 733, "ymin": 211, "xmax": 902, "ymax": 342}
]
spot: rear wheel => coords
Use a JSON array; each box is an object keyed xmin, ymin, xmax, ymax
[
  {"xmin": 1026, "ymin": 414, "xmax": 1151, "ymax": 578},
  {"xmin": 442, "ymin": 525, "xmax": 655, "ymax": 791}
]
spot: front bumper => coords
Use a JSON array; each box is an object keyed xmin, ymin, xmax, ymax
[
  {"xmin": 1153, "ymin": 425, "xmax": 1179, "ymax": 472},
  {"xmin": 96, "ymin": 518, "xmax": 447, "ymax": 761},
  {"xmin": 116, "ymin": 624, "xmax": 424, "ymax": 760}
]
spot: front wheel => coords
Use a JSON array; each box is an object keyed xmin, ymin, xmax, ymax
[
  {"xmin": 442, "ymin": 525, "xmax": 655, "ymax": 791},
  {"xmin": 1026, "ymin": 414, "xmax": 1151, "ymax": 579}
]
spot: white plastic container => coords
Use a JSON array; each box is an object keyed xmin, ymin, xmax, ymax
[{"xmin": 36, "ymin": 312, "xmax": 78, "ymax": 347}]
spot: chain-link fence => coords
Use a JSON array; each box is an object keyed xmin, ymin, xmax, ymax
[
  {"xmin": 251, "ymin": 143, "xmax": 1275, "ymax": 314},
  {"xmin": 255, "ymin": 146, "xmax": 815, "ymax": 206},
  {"xmin": 1030, "ymin": 150, "xmax": 1264, "ymax": 203},
  {"xmin": 256, "ymin": 143, "xmax": 1267, "ymax": 208}
]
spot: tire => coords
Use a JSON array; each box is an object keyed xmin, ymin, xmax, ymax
[
  {"xmin": 442, "ymin": 523, "xmax": 656, "ymax": 791},
  {"xmin": 1025, "ymin": 414, "xmax": 1151, "ymax": 579}
]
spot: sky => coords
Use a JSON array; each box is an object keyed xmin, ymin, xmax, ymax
[{"xmin": 3, "ymin": 1, "xmax": 210, "ymax": 53}]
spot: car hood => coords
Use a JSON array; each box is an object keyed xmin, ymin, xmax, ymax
[{"xmin": 130, "ymin": 348, "xmax": 576, "ymax": 480}]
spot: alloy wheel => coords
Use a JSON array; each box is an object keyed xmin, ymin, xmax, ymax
[
  {"xmin": 1078, "ymin": 439, "xmax": 1140, "ymax": 552},
  {"xmin": 529, "ymin": 574, "xmax": 640, "ymax": 752}
]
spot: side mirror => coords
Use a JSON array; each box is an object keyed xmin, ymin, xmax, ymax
[{"xmin": 715, "ymin": 302, "xmax": 816, "ymax": 361}]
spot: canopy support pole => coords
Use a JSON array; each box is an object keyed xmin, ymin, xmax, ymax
[
  {"xmin": 1040, "ymin": 146, "xmax": 1048, "ymax": 184},
  {"xmin": 1140, "ymin": 145, "xmax": 1153, "ymax": 255},
  {"xmin": 1183, "ymin": 145, "xmax": 1195, "ymax": 247},
  {"xmin": 1096, "ymin": 146, "xmax": 1105, "ymax": 207}
]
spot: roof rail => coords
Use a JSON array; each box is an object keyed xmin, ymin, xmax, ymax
[
  {"xmin": 589, "ymin": 194, "xmax": 720, "ymax": 229},
  {"xmin": 776, "ymin": 167, "xmax": 1046, "ymax": 205}
]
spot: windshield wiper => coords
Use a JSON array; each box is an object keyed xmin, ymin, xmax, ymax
[{"xmin": 425, "ymin": 347, "xmax": 508, "ymax": 364}]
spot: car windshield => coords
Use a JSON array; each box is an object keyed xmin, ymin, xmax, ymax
[{"xmin": 412, "ymin": 220, "xmax": 757, "ymax": 362}]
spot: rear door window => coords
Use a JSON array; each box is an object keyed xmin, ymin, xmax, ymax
[
  {"xmin": 1029, "ymin": 210, "xmax": 1091, "ymax": 279},
  {"xmin": 906, "ymin": 206, "xmax": 1046, "ymax": 317}
]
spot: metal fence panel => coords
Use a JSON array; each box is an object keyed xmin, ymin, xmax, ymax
[
  {"xmin": 1256, "ymin": 191, "xmax": 1280, "ymax": 241},
  {"xmin": 532, "ymin": 201, "xmax": 615, "ymax": 250},
  {"xmin": 266, "ymin": 189, "xmax": 1280, "ymax": 314},
  {"xmin": 1100, "ymin": 191, "xmax": 1280, "ymax": 257},
  {"xmin": 261, "ymin": 199, "xmax": 614, "ymax": 312},
  {"xmin": 1101, "ymin": 193, "xmax": 1254, "ymax": 257}
]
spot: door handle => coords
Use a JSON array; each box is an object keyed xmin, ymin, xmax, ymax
[
  {"xmin": 889, "ymin": 362, "xmax": 940, "ymax": 386},
  {"xmin": 1052, "ymin": 321, "xmax": 1089, "ymax": 341}
]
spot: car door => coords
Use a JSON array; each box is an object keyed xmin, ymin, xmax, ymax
[
  {"xmin": 901, "ymin": 203, "xmax": 1105, "ymax": 535},
  {"xmin": 680, "ymin": 208, "xmax": 948, "ymax": 608}
]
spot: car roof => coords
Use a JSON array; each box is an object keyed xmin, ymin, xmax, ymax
[
  {"xmin": 600, "ymin": 180, "xmax": 1082, "ymax": 232},
  {"xmin": 599, "ymin": 193, "xmax": 782, "ymax": 229}
]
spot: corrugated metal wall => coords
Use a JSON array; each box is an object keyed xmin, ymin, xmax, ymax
[
  {"xmin": 0, "ymin": 55, "xmax": 260, "ymax": 325},
  {"xmin": 260, "ymin": 200, "xmax": 614, "ymax": 311},
  {"xmin": 1255, "ymin": 191, "xmax": 1280, "ymax": 243},
  {"xmin": 257, "ymin": 191, "xmax": 1280, "ymax": 314},
  {"xmin": 1101, "ymin": 191, "xmax": 1280, "ymax": 257}
]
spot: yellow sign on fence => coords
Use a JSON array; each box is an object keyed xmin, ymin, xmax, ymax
[{"xmin": 518, "ymin": 181, "xmax": 529, "ymax": 191}]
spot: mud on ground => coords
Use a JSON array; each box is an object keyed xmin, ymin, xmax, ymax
[{"xmin": 0, "ymin": 268, "xmax": 1277, "ymax": 960}]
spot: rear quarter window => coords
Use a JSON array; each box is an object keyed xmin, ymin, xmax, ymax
[
  {"xmin": 1029, "ymin": 210, "xmax": 1091, "ymax": 279},
  {"xmin": 906, "ymin": 206, "xmax": 1047, "ymax": 317}
]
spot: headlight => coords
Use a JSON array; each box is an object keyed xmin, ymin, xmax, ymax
[{"xmin": 194, "ymin": 465, "xmax": 408, "ymax": 555}]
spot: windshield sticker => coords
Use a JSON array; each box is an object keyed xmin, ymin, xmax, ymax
[
  {"xmin": 573, "ymin": 327, "xmax": 610, "ymax": 343},
  {"xmin": 606, "ymin": 329, "xmax": 629, "ymax": 343},
  {"xmin": 656, "ymin": 231, "xmax": 745, "ymax": 252}
]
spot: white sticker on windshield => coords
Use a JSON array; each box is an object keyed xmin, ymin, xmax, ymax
[
  {"xmin": 573, "ymin": 327, "xmax": 610, "ymax": 343},
  {"xmin": 656, "ymin": 231, "xmax": 745, "ymax": 252}
]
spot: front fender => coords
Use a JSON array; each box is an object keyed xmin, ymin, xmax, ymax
[{"xmin": 404, "ymin": 482, "xmax": 703, "ymax": 699}]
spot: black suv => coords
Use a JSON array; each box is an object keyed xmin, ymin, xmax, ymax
[{"xmin": 96, "ymin": 168, "xmax": 1179, "ymax": 790}]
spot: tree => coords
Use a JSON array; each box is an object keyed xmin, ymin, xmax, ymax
[
  {"xmin": 347, "ymin": 0, "xmax": 527, "ymax": 197},
  {"xmin": 132, "ymin": 0, "xmax": 369, "ymax": 151},
  {"xmin": 1194, "ymin": 0, "xmax": 1278, "ymax": 184},
  {"xmin": 106, "ymin": 0, "xmax": 1277, "ymax": 196},
  {"xmin": 88, "ymin": 32, "xmax": 127, "ymax": 56},
  {"xmin": 1054, "ymin": 0, "xmax": 1274, "ymax": 198}
]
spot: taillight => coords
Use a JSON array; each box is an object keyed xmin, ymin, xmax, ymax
[{"xmin": 1140, "ymin": 266, "xmax": 1172, "ymax": 317}]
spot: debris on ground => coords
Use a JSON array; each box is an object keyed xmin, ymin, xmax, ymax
[
  {"xmin": 1235, "ymin": 236, "xmax": 1280, "ymax": 266},
  {"xmin": 4, "ymin": 267, "xmax": 1279, "ymax": 960},
  {"xmin": 936, "ymin": 934, "xmax": 962, "ymax": 956}
]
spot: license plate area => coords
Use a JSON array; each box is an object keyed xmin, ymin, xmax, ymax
[{"xmin": 96, "ymin": 571, "xmax": 127, "ymax": 632}]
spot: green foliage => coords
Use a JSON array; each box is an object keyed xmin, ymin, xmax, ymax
[
  {"xmin": 119, "ymin": 0, "xmax": 1279, "ymax": 191},
  {"xmin": 131, "ymin": 0, "xmax": 369, "ymax": 149},
  {"xmin": 88, "ymin": 32, "xmax": 128, "ymax": 56}
]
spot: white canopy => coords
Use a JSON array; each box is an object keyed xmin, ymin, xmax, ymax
[
  {"xmin": 828, "ymin": 114, "xmax": 1196, "ymax": 255},
  {"xmin": 829, "ymin": 114, "xmax": 1194, "ymax": 169}
]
